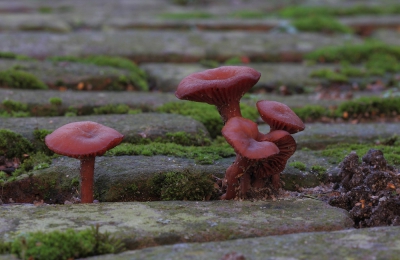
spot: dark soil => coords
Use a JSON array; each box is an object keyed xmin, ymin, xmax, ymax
[{"xmin": 328, "ymin": 149, "xmax": 400, "ymax": 228}]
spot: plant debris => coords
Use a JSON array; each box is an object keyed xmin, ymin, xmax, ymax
[{"xmin": 328, "ymin": 149, "xmax": 400, "ymax": 228}]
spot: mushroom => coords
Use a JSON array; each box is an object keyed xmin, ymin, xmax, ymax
[
  {"xmin": 256, "ymin": 100, "xmax": 305, "ymax": 134},
  {"xmin": 45, "ymin": 121, "xmax": 124, "ymax": 203},
  {"xmin": 255, "ymin": 130, "xmax": 297, "ymax": 189},
  {"xmin": 221, "ymin": 117, "xmax": 279, "ymax": 199},
  {"xmin": 175, "ymin": 66, "xmax": 261, "ymax": 124}
]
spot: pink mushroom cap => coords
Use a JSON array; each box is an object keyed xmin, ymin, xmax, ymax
[
  {"xmin": 45, "ymin": 121, "xmax": 124, "ymax": 158},
  {"xmin": 256, "ymin": 100, "xmax": 305, "ymax": 134},
  {"xmin": 175, "ymin": 66, "xmax": 261, "ymax": 123}
]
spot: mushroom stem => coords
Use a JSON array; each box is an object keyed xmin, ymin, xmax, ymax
[
  {"xmin": 80, "ymin": 157, "xmax": 95, "ymax": 203},
  {"xmin": 217, "ymin": 102, "xmax": 242, "ymax": 124},
  {"xmin": 272, "ymin": 174, "xmax": 281, "ymax": 190},
  {"xmin": 240, "ymin": 169, "xmax": 251, "ymax": 198},
  {"xmin": 221, "ymin": 155, "xmax": 251, "ymax": 200}
]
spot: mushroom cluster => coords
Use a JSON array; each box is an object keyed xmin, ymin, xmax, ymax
[{"xmin": 175, "ymin": 66, "xmax": 305, "ymax": 200}]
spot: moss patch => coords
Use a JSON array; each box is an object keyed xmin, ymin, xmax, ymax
[
  {"xmin": 0, "ymin": 225, "xmax": 124, "ymax": 260},
  {"xmin": 305, "ymin": 41, "xmax": 400, "ymax": 64},
  {"xmin": 106, "ymin": 138, "xmax": 234, "ymax": 165},
  {"xmin": 93, "ymin": 104, "xmax": 140, "ymax": 115},
  {"xmin": 159, "ymin": 12, "xmax": 213, "ymax": 19},
  {"xmin": 319, "ymin": 141, "xmax": 400, "ymax": 165},
  {"xmin": 48, "ymin": 55, "xmax": 148, "ymax": 91},
  {"xmin": 0, "ymin": 99, "xmax": 30, "ymax": 117},
  {"xmin": 32, "ymin": 129, "xmax": 53, "ymax": 155},
  {"xmin": 292, "ymin": 16, "xmax": 352, "ymax": 34},
  {"xmin": 157, "ymin": 101, "xmax": 258, "ymax": 138},
  {"xmin": 0, "ymin": 99, "xmax": 142, "ymax": 118},
  {"xmin": 0, "ymin": 69, "xmax": 47, "ymax": 90},
  {"xmin": 0, "ymin": 52, "xmax": 33, "ymax": 61},
  {"xmin": 289, "ymin": 161, "xmax": 306, "ymax": 171},
  {"xmin": 148, "ymin": 170, "xmax": 218, "ymax": 201},
  {"xmin": 278, "ymin": 5, "xmax": 400, "ymax": 18},
  {"xmin": 292, "ymin": 105, "xmax": 332, "ymax": 121},
  {"xmin": 0, "ymin": 129, "xmax": 33, "ymax": 159},
  {"xmin": 12, "ymin": 152, "xmax": 53, "ymax": 178},
  {"xmin": 292, "ymin": 96, "xmax": 400, "ymax": 121},
  {"xmin": 229, "ymin": 10, "xmax": 268, "ymax": 19},
  {"xmin": 309, "ymin": 68, "xmax": 348, "ymax": 82},
  {"xmin": 336, "ymin": 96, "xmax": 400, "ymax": 119}
]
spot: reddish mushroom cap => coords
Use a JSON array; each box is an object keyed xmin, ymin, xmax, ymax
[
  {"xmin": 222, "ymin": 117, "xmax": 279, "ymax": 160},
  {"xmin": 256, "ymin": 100, "xmax": 305, "ymax": 134},
  {"xmin": 175, "ymin": 66, "xmax": 261, "ymax": 123},
  {"xmin": 175, "ymin": 66, "xmax": 260, "ymax": 105},
  {"xmin": 45, "ymin": 121, "xmax": 124, "ymax": 159}
]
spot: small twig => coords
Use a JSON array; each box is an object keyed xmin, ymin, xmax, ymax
[{"xmin": 301, "ymin": 194, "xmax": 321, "ymax": 200}]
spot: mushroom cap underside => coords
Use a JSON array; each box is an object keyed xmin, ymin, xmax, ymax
[
  {"xmin": 175, "ymin": 66, "xmax": 261, "ymax": 106},
  {"xmin": 222, "ymin": 117, "xmax": 279, "ymax": 160}
]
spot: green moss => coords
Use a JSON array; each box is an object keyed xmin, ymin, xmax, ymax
[
  {"xmin": 305, "ymin": 41, "xmax": 400, "ymax": 63},
  {"xmin": 164, "ymin": 131, "xmax": 211, "ymax": 146},
  {"xmin": 12, "ymin": 152, "xmax": 52, "ymax": 178},
  {"xmin": 306, "ymin": 42, "xmax": 400, "ymax": 89},
  {"xmin": 229, "ymin": 10, "xmax": 268, "ymax": 19},
  {"xmin": 157, "ymin": 101, "xmax": 258, "ymax": 138},
  {"xmin": 2, "ymin": 99, "xmax": 28, "ymax": 111},
  {"xmin": 93, "ymin": 104, "xmax": 130, "ymax": 115},
  {"xmin": 278, "ymin": 5, "xmax": 400, "ymax": 18},
  {"xmin": 336, "ymin": 96, "xmax": 400, "ymax": 119},
  {"xmin": 223, "ymin": 56, "xmax": 244, "ymax": 65},
  {"xmin": 106, "ymin": 140, "xmax": 234, "ymax": 165},
  {"xmin": 38, "ymin": 6, "xmax": 53, "ymax": 13},
  {"xmin": 289, "ymin": 161, "xmax": 306, "ymax": 171},
  {"xmin": 292, "ymin": 105, "xmax": 329, "ymax": 121},
  {"xmin": 148, "ymin": 171, "xmax": 217, "ymax": 201},
  {"xmin": 309, "ymin": 68, "xmax": 348, "ymax": 82},
  {"xmin": 0, "ymin": 225, "xmax": 124, "ymax": 260},
  {"xmin": 159, "ymin": 12, "xmax": 213, "ymax": 19},
  {"xmin": 127, "ymin": 109, "xmax": 142, "ymax": 115},
  {"xmin": 199, "ymin": 59, "xmax": 219, "ymax": 68},
  {"xmin": 320, "ymin": 142, "xmax": 400, "ymax": 165},
  {"xmin": 32, "ymin": 129, "xmax": 53, "ymax": 155},
  {"xmin": 0, "ymin": 129, "xmax": 33, "ymax": 159},
  {"xmin": 310, "ymin": 165, "xmax": 327, "ymax": 177},
  {"xmin": 292, "ymin": 16, "xmax": 353, "ymax": 33},
  {"xmin": 339, "ymin": 63, "xmax": 366, "ymax": 77},
  {"xmin": 0, "ymin": 69, "xmax": 47, "ymax": 89},
  {"xmin": 292, "ymin": 96, "xmax": 400, "ymax": 122},
  {"xmin": 70, "ymin": 177, "xmax": 79, "ymax": 188},
  {"xmin": 0, "ymin": 99, "xmax": 30, "ymax": 117},
  {"xmin": 366, "ymin": 53, "xmax": 400, "ymax": 74},
  {"xmin": 48, "ymin": 55, "xmax": 148, "ymax": 91},
  {"xmin": 0, "ymin": 52, "xmax": 33, "ymax": 61},
  {"xmin": 49, "ymin": 97, "xmax": 62, "ymax": 106}
]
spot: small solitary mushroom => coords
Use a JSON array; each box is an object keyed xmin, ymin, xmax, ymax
[
  {"xmin": 256, "ymin": 100, "xmax": 305, "ymax": 134},
  {"xmin": 45, "ymin": 121, "xmax": 124, "ymax": 203},
  {"xmin": 221, "ymin": 117, "xmax": 279, "ymax": 199},
  {"xmin": 175, "ymin": 66, "xmax": 261, "ymax": 124}
]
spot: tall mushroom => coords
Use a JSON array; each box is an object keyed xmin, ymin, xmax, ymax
[
  {"xmin": 45, "ymin": 121, "xmax": 124, "ymax": 203},
  {"xmin": 175, "ymin": 66, "xmax": 261, "ymax": 124},
  {"xmin": 221, "ymin": 117, "xmax": 279, "ymax": 199},
  {"xmin": 256, "ymin": 100, "xmax": 305, "ymax": 134}
]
